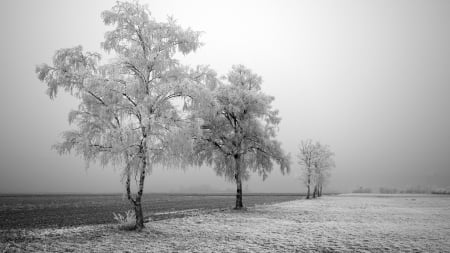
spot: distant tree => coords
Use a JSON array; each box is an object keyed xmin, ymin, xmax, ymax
[
  {"xmin": 298, "ymin": 140, "xmax": 334, "ymax": 199},
  {"xmin": 312, "ymin": 143, "xmax": 335, "ymax": 198},
  {"xmin": 297, "ymin": 140, "xmax": 317, "ymax": 199},
  {"xmin": 36, "ymin": 1, "xmax": 204, "ymax": 230},
  {"xmin": 192, "ymin": 65, "xmax": 290, "ymax": 209}
]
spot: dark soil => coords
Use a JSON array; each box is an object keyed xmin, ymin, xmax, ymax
[{"xmin": 0, "ymin": 193, "xmax": 303, "ymax": 229}]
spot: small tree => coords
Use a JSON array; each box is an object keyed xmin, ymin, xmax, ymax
[
  {"xmin": 312, "ymin": 143, "xmax": 334, "ymax": 197},
  {"xmin": 193, "ymin": 65, "xmax": 290, "ymax": 209},
  {"xmin": 298, "ymin": 140, "xmax": 334, "ymax": 199},
  {"xmin": 297, "ymin": 140, "xmax": 316, "ymax": 199},
  {"xmin": 36, "ymin": 1, "xmax": 203, "ymax": 230}
]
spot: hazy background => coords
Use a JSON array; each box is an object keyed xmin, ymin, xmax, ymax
[{"xmin": 0, "ymin": 0, "xmax": 449, "ymax": 194}]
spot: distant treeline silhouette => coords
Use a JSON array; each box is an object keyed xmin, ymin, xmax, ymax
[
  {"xmin": 352, "ymin": 186, "xmax": 450, "ymax": 194},
  {"xmin": 352, "ymin": 187, "xmax": 372, "ymax": 193}
]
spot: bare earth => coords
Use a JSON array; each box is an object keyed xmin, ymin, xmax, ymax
[
  {"xmin": 1, "ymin": 194, "xmax": 449, "ymax": 252},
  {"xmin": 0, "ymin": 194, "xmax": 301, "ymax": 229}
]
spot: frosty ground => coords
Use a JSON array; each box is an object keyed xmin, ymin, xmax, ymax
[{"xmin": 1, "ymin": 194, "xmax": 449, "ymax": 252}]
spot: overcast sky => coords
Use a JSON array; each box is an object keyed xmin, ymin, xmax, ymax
[{"xmin": 0, "ymin": 0, "xmax": 449, "ymax": 194}]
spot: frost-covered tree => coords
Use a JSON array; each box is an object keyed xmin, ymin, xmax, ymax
[
  {"xmin": 36, "ymin": 1, "xmax": 204, "ymax": 230},
  {"xmin": 298, "ymin": 140, "xmax": 317, "ymax": 199},
  {"xmin": 193, "ymin": 65, "xmax": 290, "ymax": 209},
  {"xmin": 298, "ymin": 140, "xmax": 334, "ymax": 199},
  {"xmin": 312, "ymin": 143, "xmax": 334, "ymax": 198}
]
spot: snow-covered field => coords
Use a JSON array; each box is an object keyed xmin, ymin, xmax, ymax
[{"xmin": 2, "ymin": 194, "xmax": 449, "ymax": 252}]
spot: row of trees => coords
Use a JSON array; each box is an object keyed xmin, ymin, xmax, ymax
[
  {"xmin": 297, "ymin": 140, "xmax": 335, "ymax": 199},
  {"xmin": 36, "ymin": 1, "xmax": 291, "ymax": 230},
  {"xmin": 37, "ymin": 1, "xmax": 335, "ymax": 230}
]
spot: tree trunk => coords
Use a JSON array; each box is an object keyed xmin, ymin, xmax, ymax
[
  {"xmin": 125, "ymin": 156, "xmax": 147, "ymax": 231},
  {"xmin": 312, "ymin": 184, "xmax": 317, "ymax": 198},
  {"xmin": 234, "ymin": 154, "xmax": 244, "ymax": 209},
  {"xmin": 306, "ymin": 174, "xmax": 311, "ymax": 199},
  {"xmin": 235, "ymin": 175, "xmax": 243, "ymax": 209},
  {"xmin": 134, "ymin": 161, "xmax": 147, "ymax": 230},
  {"xmin": 125, "ymin": 167, "xmax": 133, "ymax": 203}
]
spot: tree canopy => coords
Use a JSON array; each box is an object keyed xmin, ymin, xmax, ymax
[
  {"xmin": 36, "ymin": 1, "xmax": 206, "ymax": 230},
  {"xmin": 193, "ymin": 65, "xmax": 290, "ymax": 208}
]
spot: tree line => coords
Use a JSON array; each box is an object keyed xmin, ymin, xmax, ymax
[
  {"xmin": 352, "ymin": 186, "xmax": 450, "ymax": 194},
  {"xmin": 36, "ymin": 1, "xmax": 334, "ymax": 230}
]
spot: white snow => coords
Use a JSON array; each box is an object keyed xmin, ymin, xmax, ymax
[{"xmin": 1, "ymin": 195, "xmax": 450, "ymax": 252}]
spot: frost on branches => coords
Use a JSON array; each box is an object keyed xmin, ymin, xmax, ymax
[
  {"xmin": 192, "ymin": 65, "xmax": 291, "ymax": 209},
  {"xmin": 36, "ymin": 1, "xmax": 210, "ymax": 230},
  {"xmin": 36, "ymin": 0, "xmax": 291, "ymax": 230},
  {"xmin": 297, "ymin": 140, "xmax": 335, "ymax": 199}
]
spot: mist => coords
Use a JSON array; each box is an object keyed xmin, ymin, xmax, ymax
[{"xmin": 0, "ymin": 0, "xmax": 449, "ymax": 194}]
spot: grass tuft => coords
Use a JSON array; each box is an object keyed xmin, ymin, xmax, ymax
[{"xmin": 113, "ymin": 210, "xmax": 136, "ymax": 231}]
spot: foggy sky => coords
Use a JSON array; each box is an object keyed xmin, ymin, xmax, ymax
[{"xmin": 0, "ymin": 0, "xmax": 449, "ymax": 194}]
